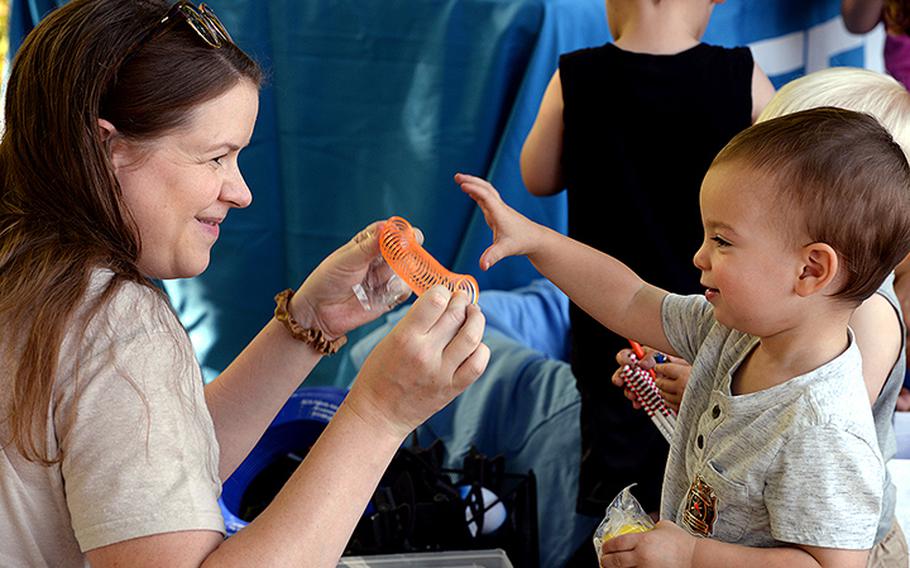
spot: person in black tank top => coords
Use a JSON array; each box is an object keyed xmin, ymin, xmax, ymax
[
  {"xmin": 562, "ymin": 40, "xmax": 753, "ymax": 512},
  {"xmin": 520, "ymin": 1, "xmax": 773, "ymax": 564}
]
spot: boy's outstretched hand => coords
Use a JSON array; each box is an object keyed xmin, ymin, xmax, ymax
[
  {"xmin": 455, "ymin": 173, "xmax": 546, "ymax": 271},
  {"xmin": 600, "ymin": 520, "xmax": 696, "ymax": 568}
]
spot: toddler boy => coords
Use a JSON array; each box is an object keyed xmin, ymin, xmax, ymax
[{"xmin": 457, "ymin": 107, "xmax": 910, "ymax": 567}]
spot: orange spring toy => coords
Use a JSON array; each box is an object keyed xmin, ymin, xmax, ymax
[{"xmin": 379, "ymin": 216, "xmax": 480, "ymax": 304}]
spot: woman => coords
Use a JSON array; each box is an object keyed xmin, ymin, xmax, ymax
[{"xmin": 0, "ymin": 1, "xmax": 489, "ymax": 566}]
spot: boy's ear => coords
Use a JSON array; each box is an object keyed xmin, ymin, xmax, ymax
[{"xmin": 795, "ymin": 243, "xmax": 839, "ymax": 297}]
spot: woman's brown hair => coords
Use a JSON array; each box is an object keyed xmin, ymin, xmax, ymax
[{"xmin": 0, "ymin": 0, "xmax": 262, "ymax": 464}]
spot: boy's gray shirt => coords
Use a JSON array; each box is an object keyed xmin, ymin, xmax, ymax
[{"xmin": 659, "ymin": 294, "xmax": 883, "ymax": 549}]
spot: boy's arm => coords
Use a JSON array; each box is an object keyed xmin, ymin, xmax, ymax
[
  {"xmin": 691, "ymin": 538, "xmax": 868, "ymax": 568},
  {"xmin": 601, "ymin": 520, "xmax": 869, "ymax": 568},
  {"xmin": 520, "ymin": 70, "xmax": 565, "ymax": 196},
  {"xmin": 751, "ymin": 62, "xmax": 775, "ymax": 123},
  {"xmin": 456, "ymin": 173, "xmax": 674, "ymax": 354},
  {"xmin": 841, "ymin": 0, "xmax": 884, "ymax": 33}
]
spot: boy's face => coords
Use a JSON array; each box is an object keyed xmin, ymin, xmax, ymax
[{"xmin": 693, "ymin": 161, "xmax": 805, "ymax": 336}]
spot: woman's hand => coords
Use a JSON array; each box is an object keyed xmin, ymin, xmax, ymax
[
  {"xmin": 611, "ymin": 347, "xmax": 691, "ymax": 412},
  {"xmin": 291, "ymin": 221, "xmax": 416, "ymax": 339},
  {"xmin": 455, "ymin": 172, "xmax": 547, "ymax": 271},
  {"xmin": 345, "ymin": 286, "xmax": 490, "ymax": 439},
  {"xmin": 600, "ymin": 520, "xmax": 696, "ymax": 568}
]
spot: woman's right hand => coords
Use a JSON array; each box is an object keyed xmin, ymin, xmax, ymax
[{"xmin": 345, "ymin": 285, "xmax": 490, "ymax": 439}]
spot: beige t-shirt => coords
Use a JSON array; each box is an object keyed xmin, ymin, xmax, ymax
[{"xmin": 0, "ymin": 271, "xmax": 224, "ymax": 567}]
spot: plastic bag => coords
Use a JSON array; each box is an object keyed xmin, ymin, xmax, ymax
[
  {"xmin": 352, "ymin": 255, "xmax": 411, "ymax": 312},
  {"xmin": 592, "ymin": 484, "xmax": 655, "ymax": 560}
]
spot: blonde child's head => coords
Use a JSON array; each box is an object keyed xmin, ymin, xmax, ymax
[
  {"xmin": 711, "ymin": 107, "xmax": 910, "ymax": 306},
  {"xmin": 758, "ymin": 67, "xmax": 910, "ymax": 156}
]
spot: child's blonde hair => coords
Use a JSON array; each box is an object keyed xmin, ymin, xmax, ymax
[{"xmin": 758, "ymin": 67, "xmax": 910, "ymax": 156}]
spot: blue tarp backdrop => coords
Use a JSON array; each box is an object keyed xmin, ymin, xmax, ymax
[{"xmin": 7, "ymin": 0, "xmax": 884, "ymax": 386}]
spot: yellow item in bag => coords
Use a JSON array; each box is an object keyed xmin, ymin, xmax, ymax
[{"xmin": 593, "ymin": 484, "xmax": 655, "ymax": 559}]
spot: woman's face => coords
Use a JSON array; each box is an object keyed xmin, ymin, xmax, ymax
[{"xmin": 111, "ymin": 80, "xmax": 259, "ymax": 279}]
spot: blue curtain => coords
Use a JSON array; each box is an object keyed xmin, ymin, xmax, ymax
[{"xmin": 9, "ymin": 0, "xmax": 872, "ymax": 385}]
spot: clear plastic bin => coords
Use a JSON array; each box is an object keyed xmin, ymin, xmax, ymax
[{"xmin": 337, "ymin": 549, "xmax": 514, "ymax": 568}]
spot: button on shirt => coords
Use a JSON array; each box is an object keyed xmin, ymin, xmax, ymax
[{"xmin": 659, "ymin": 294, "xmax": 884, "ymax": 549}]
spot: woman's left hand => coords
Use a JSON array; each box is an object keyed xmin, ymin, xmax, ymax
[{"xmin": 291, "ymin": 221, "xmax": 414, "ymax": 339}]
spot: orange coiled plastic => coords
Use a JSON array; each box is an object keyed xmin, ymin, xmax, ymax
[{"xmin": 379, "ymin": 216, "xmax": 479, "ymax": 304}]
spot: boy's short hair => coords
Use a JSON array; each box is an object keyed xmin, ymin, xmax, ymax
[{"xmin": 712, "ymin": 107, "xmax": 910, "ymax": 305}]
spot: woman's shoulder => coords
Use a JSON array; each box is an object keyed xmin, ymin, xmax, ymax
[
  {"xmin": 48, "ymin": 269, "xmax": 194, "ymax": 402},
  {"xmin": 78, "ymin": 269, "xmax": 185, "ymax": 349}
]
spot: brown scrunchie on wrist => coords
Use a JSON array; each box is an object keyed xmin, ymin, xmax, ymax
[{"xmin": 274, "ymin": 289, "xmax": 347, "ymax": 355}]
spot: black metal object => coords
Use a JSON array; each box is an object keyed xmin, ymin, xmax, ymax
[
  {"xmin": 345, "ymin": 441, "xmax": 539, "ymax": 568},
  {"xmin": 235, "ymin": 438, "xmax": 539, "ymax": 567}
]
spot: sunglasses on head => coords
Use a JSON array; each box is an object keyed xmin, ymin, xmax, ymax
[
  {"xmin": 158, "ymin": 1, "xmax": 232, "ymax": 48},
  {"xmin": 133, "ymin": 0, "xmax": 233, "ymax": 52}
]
